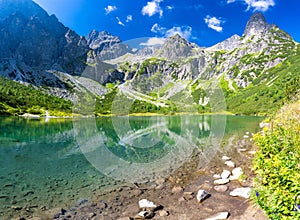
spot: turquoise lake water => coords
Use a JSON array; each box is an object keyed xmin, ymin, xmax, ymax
[{"xmin": 0, "ymin": 115, "xmax": 263, "ymax": 218}]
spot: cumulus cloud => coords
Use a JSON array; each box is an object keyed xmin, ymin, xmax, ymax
[
  {"xmin": 165, "ymin": 26, "xmax": 193, "ymax": 39},
  {"xmin": 150, "ymin": 23, "xmax": 193, "ymax": 40},
  {"xmin": 126, "ymin": 15, "xmax": 133, "ymax": 22},
  {"xmin": 142, "ymin": 0, "xmax": 163, "ymax": 17},
  {"xmin": 204, "ymin": 15, "xmax": 224, "ymax": 32},
  {"xmin": 151, "ymin": 23, "xmax": 166, "ymax": 33},
  {"xmin": 116, "ymin": 17, "xmax": 125, "ymax": 26},
  {"xmin": 245, "ymin": 0, "xmax": 275, "ymax": 11},
  {"xmin": 140, "ymin": 37, "xmax": 166, "ymax": 46},
  {"xmin": 105, "ymin": 5, "xmax": 117, "ymax": 14},
  {"xmin": 227, "ymin": 0, "xmax": 275, "ymax": 12}
]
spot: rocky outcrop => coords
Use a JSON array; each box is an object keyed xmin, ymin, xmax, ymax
[
  {"xmin": 157, "ymin": 34, "xmax": 201, "ymax": 61},
  {"xmin": 0, "ymin": 0, "xmax": 88, "ymax": 71},
  {"xmin": 86, "ymin": 30, "xmax": 131, "ymax": 61},
  {"xmin": 243, "ymin": 12, "xmax": 272, "ymax": 37}
]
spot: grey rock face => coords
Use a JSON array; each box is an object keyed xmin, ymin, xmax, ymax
[
  {"xmin": 157, "ymin": 34, "xmax": 200, "ymax": 61},
  {"xmin": 243, "ymin": 12, "xmax": 271, "ymax": 37},
  {"xmin": 86, "ymin": 30, "xmax": 131, "ymax": 61},
  {"xmin": 211, "ymin": 34, "xmax": 241, "ymax": 51},
  {"xmin": 0, "ymin": 0, "xmax": 88, "ymax": 70}
]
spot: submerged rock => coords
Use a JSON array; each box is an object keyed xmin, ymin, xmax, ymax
[
  {"xmin": 158, "ymin": 210, "xmax": 169, "ymax": 217},
  {"xmin": 230, "ymin": 187, "xmax": 251, "ymax": 199},
  {"xmin": 171, "ymin": 186, "xmax": 183, "ymax": 194}
]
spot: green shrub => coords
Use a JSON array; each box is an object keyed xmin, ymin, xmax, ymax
[{"xmin": 253, "ymin": 102, "xmax": 300, "ymax": 219}]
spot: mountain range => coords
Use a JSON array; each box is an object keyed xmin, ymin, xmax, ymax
[{"xmin": 0, "ymin": 0, "xmax": 299, "ymax": 115}]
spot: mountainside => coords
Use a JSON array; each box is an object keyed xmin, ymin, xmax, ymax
[
  {"xmin": 86, "ymin": 30, "xmax": 131, "ymax": 61},
  {"xmin": 0, "ymin": 0, "xmax": 299, "ymax": 116},
  {"xmin": 0, "ymin": 0, "xmax": 88, "ymax": 69}
]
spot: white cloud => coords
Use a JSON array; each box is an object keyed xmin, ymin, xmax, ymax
[
  {"xmin": 151, "ymin": 23, "xmax": 166, "ymax": 33},
  {"xmin": 105, "ymin": 5, "xmax": 117, "ymax": 14},
  {"xmin": 165, "ymin": 26, "xmax": 193, "ymax": 39},
  {"xmin": 142, "ymin": 0, "xmax": 163, "ymax": 17},
  {"xmin": 227, "ymin": 0, "xmax": 275, "ymax": 12},
  {"xmin": 166, "ymin": 5, "xmax": 174, "ymax": 10},
  {"xmin": 150, "ymin": 23, "xmax": 193, "ymax": 40},
  {"xmin": 126, "ymin": 15, "xmax": 133, "ymax": 22},
  {"xmin": 116, "ymin": 17, "xmax": 125, "ymax": 26},
  {"xmin": 140, "ymin": 37, "xmax": 166, "ymax": 46},
  {"xmin": 245, "ymin": 0, "xmax": 275, "ymax": 12},
  {"xmin": 204, "ymin": 15, "xmax": 224, "ymax": 32}
]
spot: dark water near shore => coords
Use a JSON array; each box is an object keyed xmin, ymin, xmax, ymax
[{"xmin": 0, "ymin": 115, "xmax": 263, "ymax": 218}]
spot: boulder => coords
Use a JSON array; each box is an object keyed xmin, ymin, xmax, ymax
[
  {"xmin": 214, "ymin": 185, "xmax": 228, "ymax": 193},
  {"xmin": 214, "ymin": 179, "xmax": 230, "ymax": 185},
  {"xmin": 221, "ymin": 170, "xmax": 231, "ymax": 179},
  {"xmin": 196, "ymin": 190, "xmax": 210, "ymax": 203},
  {"xmin": 138, "ymin": 199, "xmax": 158, "ymax": 211},
  {"xmin": 222, "ymin": 156, "xmax": 231, "ymax": 161},
  {"xmin": 205, "ymin": 211, "xmax": 230, "ymax": 220},
  {"xmin": 230, "ymin": 167, "xmax": 243, "ymax": 180},
  {"xmin": 134, "ymin": 211, "xmax": 154, "ymax": 219},
  {"xmin": 224, "ymin": 161, "xmax": 235, "ymax": 168},
  {"xmin": 230, "ymin": 187, "xmax": 251, "ymax": 199}
]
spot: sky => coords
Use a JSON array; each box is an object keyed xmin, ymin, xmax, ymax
[{"xmin": 32, "ymin": 0, "xmax": 300, "ymax": 47}]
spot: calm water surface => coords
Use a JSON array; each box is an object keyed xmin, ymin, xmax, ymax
[{"xmin": 0, "ymin": 115, "xmax": 263, "ymax": 218}]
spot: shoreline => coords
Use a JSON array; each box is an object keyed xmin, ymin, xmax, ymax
[{"xmin": 33, "ymin": 136, "xmax": 267, "ymax": 220}]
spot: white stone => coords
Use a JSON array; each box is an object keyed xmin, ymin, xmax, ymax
[
  {"xmin": 230, "ymin": 187, "xmax": 252, "ymax": 199},
  {"xmin": 213, "ymin": 174, "xmax": 221, "ymax": 179},
  {"xmin": 205, "ymin": 211, "xmax": 230, "ymax": 220},
  {"xmin": 138, "ymin": 199, "xmax": 157, "ymax": 210},
  {"xmin": 221, "ymin": 170, "xmax": 231, "ymax": 179},
  {"xmin": 244, "ymin": 135, "xmax": 249, "ymax": 139},
  {"xmin": 259, "ymin": 122, "xmax": 270, "ymax": 128},
  {"xmin": 231, "ymin": 167, "xmax": 243, "ymax": 180},
  {"xmin": 134, "ymin": 211, "xmax": 154, "ymax": 219},
  {"xmin": 214, "ymin": 179, "xmax": 230, "ymax": 185},
  {"xmin": 196, "ymin": 189, "xmax": 210, "ymax": 203},
  {"xmin": 225, "ymin": 160, "xmax": 235, "ymax": 168},
  {"xmin": 222, "ymin": 156, "xmax": 231, "ymax": 161}
]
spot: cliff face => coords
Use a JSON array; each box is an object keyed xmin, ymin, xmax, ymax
[
  {"xmin": 0, "ymin": 0, "xmax": 88, "ymax": 70},
  {"xmin": 86, "ymin": 30, "xmax": 131, "ymax": 61}
]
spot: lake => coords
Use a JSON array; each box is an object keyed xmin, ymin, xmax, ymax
[{"xmin": 0, "ymin": 115, "xmax": 263, "ymax": 219}]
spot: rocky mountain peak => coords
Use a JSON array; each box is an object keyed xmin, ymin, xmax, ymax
[
  {"xmin": 243, "ymin": 12, "xmax": 271, "ymax": 37},
  {"xmin": 157, "ymin": 34, "xmax": 200, "ymax": 61},
  {"xmin": 86, "ymin": 29, "xmax": 121, "ymax": 50},
  {"xmin": 0, "ymin": 0, "xmax": 88, "ymax": 71}
]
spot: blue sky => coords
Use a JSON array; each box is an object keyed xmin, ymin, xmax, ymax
[{"xmin": 33, "ymin": 0, "xmax": 300, "ymax": 47}]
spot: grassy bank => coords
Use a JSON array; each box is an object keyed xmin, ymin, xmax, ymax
[{"xmin": 252, "ymin": 100, "xmax": 300, "ymax": 219}]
